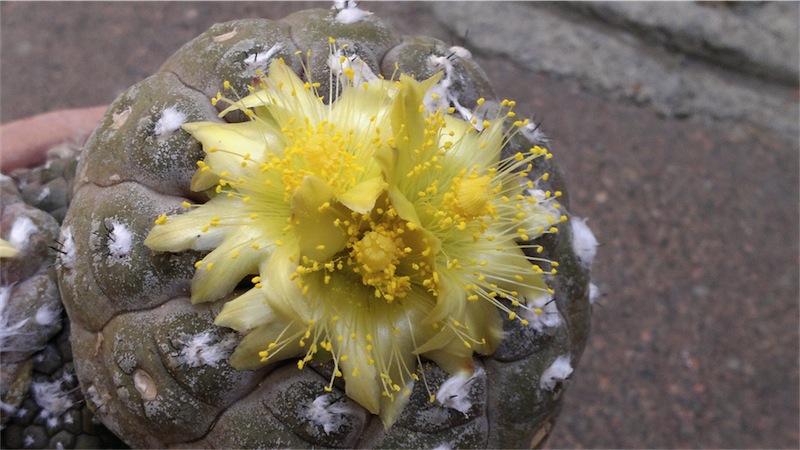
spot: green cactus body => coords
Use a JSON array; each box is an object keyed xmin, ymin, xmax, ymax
[{"xmin": 46, "ymin": 6, "xmax": 594, "ymax": 448}]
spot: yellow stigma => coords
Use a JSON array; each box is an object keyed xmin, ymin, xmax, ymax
[
  {"xmin": 451, "ymin": 174, "xmax": 492, "ymax": 219},
  {"xmin": 350, "ymin": 225, "xmax": 411, "ymax": 301}
]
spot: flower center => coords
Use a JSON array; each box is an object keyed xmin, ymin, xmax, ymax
[
  {"xmin": 452, "ymin": 174, "xmax": 492, "ymax": 218},
  {"xmin": 300, "ymin": 132, "xmax": 342, "ymax": 177},
  {"xmin": 350, "ymin": 226, "xmax": 411, "ymax": 301},
  {"xmin": 354, "ymin": 229, "xmax": 402, "ymax": 273}
]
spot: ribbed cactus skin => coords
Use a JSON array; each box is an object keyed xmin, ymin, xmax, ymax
[{"xmin": 55, "ymin": 8, "xmax": 591, "ymax": 448}]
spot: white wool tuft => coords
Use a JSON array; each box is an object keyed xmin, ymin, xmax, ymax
[
  {"xmin": 8, "ymin": 217, "xmax": 37, "ymax": 251},
  {"xmin": 0, "ymin": 285, "xmax": 30, "ymax": 352},
  {"xmin": 327, "ymin": 50, "xmax": 378, "ymax": 86},
  {"xmin": 31, "ymin": 377, "xmax": 74, "ymax": 426},
  {"xmin": 35, "ymin": 186, "xmax": 51, "ymax": 203},
  {"xmin": 154, "ymin": 107, "xmax": 187, "ymax": 138},
  {"xmin": 522, "ymin": 292, "xmax": 561, "ymax": 331},
  {"xmin": 571, "ymin": 217, "xmax": 598, "ymax": 269},
  {"xmin": 34, "ymin": 306, "xmax": 61, "ymax": 326},
  {"xmin": 588, "ymin": 282, "xmax": 601, "ymax": 305},
  {"xmin": 59, "ymin": 227, "xmax": 76, "ymax": 269},
  {"xmin": 448, "ymin": 45, "xmax": 472, "ymax": 60},
  {"xmin": 435, "ymin": 368, "xmax": 483, "ymax": 414},
  {"xmin": 108, "ymin": 221, "xmax": 134, "ymax": 257},
  {"xmin": 0, "ymin": 399, "xmax": 17, "ymax": 414},
  {"xmin": 424, "ymin": 53, "xmax": 487, "ymax": 130},
  {"xmin": 521, "ymin": 121, "xmax": 549, "ymax": 144},
  {"xmin": 540, "ymin": 355, "xmax": 573, "ymax": 391},
  {"xmin": 244, "ymin": 43, "xmax": 283, "ymax": 67},
  {"xmin": 176, "ymin": 331, "xmax": 236, "ymax": 368},
  {"xmin": 306, "ymin": 394, "xmax": 353, "ymax": 434},
  {"xmin": 334, "ymin": 1, "xmax": 372, "ymax": 24},
  {"xmin": 423, "ymin": 82, "xmax": 451, "ymax": 114}
]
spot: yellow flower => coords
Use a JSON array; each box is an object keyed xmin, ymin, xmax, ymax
[{"xmin": 145, "ymin": 43, "xmax": 562, "ymax": 427}]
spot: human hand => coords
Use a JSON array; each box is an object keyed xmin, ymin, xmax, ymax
[{"xmin": 0, "ymin": 106, "xmax": 107, "ymax": 174}]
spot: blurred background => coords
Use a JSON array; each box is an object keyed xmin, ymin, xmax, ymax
[{"xmin": 2, "ymin": 2, "xmax": 797, "ymax": 448}]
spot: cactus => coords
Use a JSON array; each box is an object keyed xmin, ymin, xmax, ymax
[
  {"xmin": 3, "ymin": 4, "xmax": 596, "ymax": 448},
  {"xmin": 1, "ymin": 153, "xmax": 125, "ymax": 449}
]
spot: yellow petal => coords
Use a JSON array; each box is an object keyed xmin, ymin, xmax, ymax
[
  {"xmin": 415, "ymin": 301, "xmax": 501, "ymax": 373},
  {"xmin": 190, "ymin": 234, "xmax": 265, "ymax": 303},
  {"xmin": 260, "ymin": 242, "xmax": 310, "ymax": 322},
  {"xmin": 419, "ymin": 345, "xmax": 475, "ymax": 376},
  {"xmin": 144, "ymin": 199, "xmax": 232, "ymax": 251},
  {"xmin": 379, "ymin": 378, "xmax": 414, "ymax": 428},
  {"xmin": 444, "ymin": 116, "xmax": 505, "ymax": 170},
  {"xmin": 374, "ymin": 143, "xmax": 398, "ymax": 185},
  {"xmin": 229, "ymin": 320, "xmax": 305, "ymax": 371},
  {"xmin": 183, "ymin": 120, "xmax": 283, "ymax": 192},
  {"xmin": 390, "ymin": 73, "xmax": 442, "ymax": 154},
  {"xmin": 227, "ymin": 59, "xmax": 323, "ymax": 127},
  {"xmin": 290, "ymin": 176, "xmax": 349, "ymax": 263},
  {"xmin": 479, "ymin": 244, "xmax": 549, "ymax": 297},
  {"xmin": 337, "ymin": 176, "xmax": 385, "ymax": 214},
  {"xmin": 330, "ymin": 78, "xmax": 395, "ymax": 136},
  {"xmin": 420, "ymin": 272, "xmax": 463, "ymax": 326},
  {"xmin": 215, "ymin": 285, "xmax": 274, "ymax": 332},
  {"xmin": 387, "ymin": 185, "xmax": 421, "ymax": 226},
  {"xmin": 338, "ymin": 338, "xmax": 381, "ymax": 414}
]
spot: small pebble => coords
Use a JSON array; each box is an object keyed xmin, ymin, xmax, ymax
[
  {"xmin": 32, "ymin": 344, "xmax": 63, "ymax": 376},
  {"xmin": 74, "ymin": 434, "xmax": 103, "ymax": 449},
  {"xmin": 21, "ymin": 424, "xmax": 48, "ymax": 448},
  {"xmin": 49, "ymin": 430, "xmax": 76, "ymax": 449}
]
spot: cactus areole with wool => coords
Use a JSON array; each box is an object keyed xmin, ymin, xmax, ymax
[{"xmin": 56, "ymin": 6, "xmax": 594, "ymax": 448}]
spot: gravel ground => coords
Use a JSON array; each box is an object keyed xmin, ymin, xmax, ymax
[{"xmin": 2, "ymin": 2, "xmax": 798, "ymax": 448}]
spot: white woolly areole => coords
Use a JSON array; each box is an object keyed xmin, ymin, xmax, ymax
[
  {"xmin": 0, "ymin": 285, "xmax": 29, "ymax": 352},
  {"xmin": 35, "ymin": 186, "xmax": 51, "ymax": 203},
  {"xmin": 305, "ymin": 394, "xmax": 353, "ymax": 435},
  {"xmin": 154, "ymin": 107, "xmax": 187, "ymax": 138},
  {"xmin": 34, "ymin": 306, "xmax": 61, "ymax": 326},
  {"xmin": 423, "ymin": 82, "xmax": 451, "ymax": 114},
  {"xmin": 588, "ymin": 282, "xmax": 600, "ymax": 305},
  {"xmin": 424, "ymin": 54, "xmax": 482, "ymax": 129},
  {"xmin": 571, "ymin": 217, "xmax": 598, "ymax": 270},
  {"xmin": 424, "ymin": 53, "xmax": 495, "ymax": 132},
  {"xmin": 31, "ymin": 376, "xmax": 74, "ymax": 427},
  {"xmin": 540, "ymin": 356, "xmax": 573, "ymax": 391},
  {"xmin": 526, "ymin": 188, "xmax": 561, "ymax": 221},
  {"xmin": 58, "ymin": 227, "xmax": 76, "ymax": 269},
  {"xmin": 328, "ymin": 50, "xmax": 379, "ymax": 86},
  {"xmin": 334, "ymin": 1, "xmax": 372, "ymax": 24},
  {"xmin": 244, "ymin": 43, "xmax": 283, "ymax": 67},
  {"xmin": 8, "ymin": 217, "xmax": 37, "ymax": 251},
  {"xmin": 448, "ymin": 45, "xmax": 472, "ymax": 60},
  {"xmin": 523, "ymin": 292, "xmax": 561, "ymax": 332},
  {"xmin": 107, "ymin": 221, "xmax": 134, "ymax": 257},
  {"xmin": 176, "ymin": 331, "xmax": 236, "ymax": 368},
  {"xmin": 521, "ymin": 121, "xmax": 548, "ymax": 144},
  {"xmin": 435, "ymin": 368, "xmax": 483, "ymax": 414}
]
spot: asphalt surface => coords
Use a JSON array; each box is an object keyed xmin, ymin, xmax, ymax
[{"xmin": 2, "ymin": 2, "xmax": 798, "ymax": 448}]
